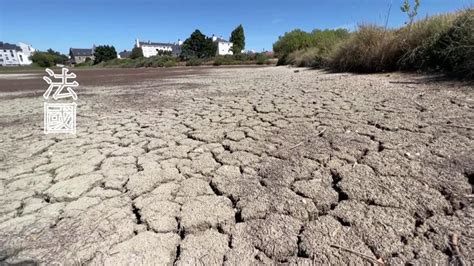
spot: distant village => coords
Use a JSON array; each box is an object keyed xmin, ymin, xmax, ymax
[{"xmin": 1, "ymin": 34, "xmax": 253, "ymax": 66}]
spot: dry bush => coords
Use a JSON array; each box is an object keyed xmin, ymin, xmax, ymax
[
  {"xmin": 397, "ymin": 13, "xmax": 458, "ymax": 52},
  {"xmin": 286, "ymin": 47, "xmax": 325, "ymax": 67},
  {"xmin": 399, "ymin": 8, "xmax": 473, "ymax": 79},
  {"xmin": 443, "ymin": 8, "xmax": 474, "ymax": 79},
  {"xmin": 329, "ymin": 25, "xmax": 403, "ymax": 72},
  {"xmin": 397, "ymin": 12, "xmax": 459, "ymax": 70},
  {"xmin": 328, "ymin": 9, "xmax": 473, "ymax": 78}
]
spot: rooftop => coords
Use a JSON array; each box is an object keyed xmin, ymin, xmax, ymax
[
  {"xmin": 138, "ymin": 41, "xmax": 175, "ymax": 47},
  {"xmin": 119, "ymin": 50, "xmax": 132, "ymax": 58},
  {"xmin": 215, "ymin": 37, "xmax": 230, "ymax": 43},
  {"xmin": 0, "ymin": 42, "xmax": 21, "ymax": 51},
  {"xmin": 70, "ymin": 48, "xmax": 94, "ymax": 56}
]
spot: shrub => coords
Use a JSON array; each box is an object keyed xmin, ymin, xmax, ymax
[
  {"xmin": 75, "ymin": 60, "xmax": 95, "ymax": 67},
  {"xmin": 150, "ymin": 56, "xmax": 176, "ymax": 67},
  {"xmin": 213, "ymin": 56, "xmax": 237, "ymax": 66},
  {"xmin": 329, "ymin": 25, "xmax": 402, "ymax": 72},
  {"xmin": 133, "ymin": 57, "xmax": 148, "ymax": 68},
  {"xmin": 30, "ymin": 49, "xmax": 68, "ymax": 67},
  {"xmin": 163, "ymin": 61, "xmax": 176, "ymax": 68},
  {"xmin": 328, "ymin": 9, "xmax": 473, "ymax": 77},
  {"xmin": 275, "ymin": 29, "xmax": 350, "ymax": 66},
  {"xmin": 256, "ymin": 53, "xmax": 270, "ymax": 65},
  {"xmin": 439, "ymin": 8, "xmax": 474, "ymax": 78},
  {"xmin": 30, "ymin": 53, "xmax": 54, "ymax": 67},
  {"xmin": 398, "ymin": 13, "xmax": 457, "ymax": 52},
  {"xmin": 101, "ymin": 58, "xmax": 137, "ymax": 68},
  {"xmin": 398, "ymin": 8, "xmax": 473, "ymax": 78},
  {"xmin": 397, "ymin": 12, "xmax": 458, "ymax": 70},
  {"xmin": 286, "ymin": 47, "xmax": 328, "ymax": 68},
  {"xmin": 212, "ymin": 54, "xmax": 268, "ymax": 66},
  {"xmin": 186, "ymin": 58, "xmax": 203, "ymax": 66},
  {"xmin": 213, "ymin": 57, "xmax": 223, "ymax": 66},
  {"xmin": 273, "ymin": 8, "xmax": 472, "ymax": 78},
  {"xmin": 273, "ymin": 30, "xmax": 313, "ymax": 61},
  {"xmin": 233, "ymin": 53, "xmax": 254, "ymax": 61}
]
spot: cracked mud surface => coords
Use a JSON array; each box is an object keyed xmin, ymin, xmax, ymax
[{"xmin": 0, "ymin": 67, "xmax": 473, "ymax": 264}]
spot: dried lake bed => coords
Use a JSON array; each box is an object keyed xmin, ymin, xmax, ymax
[{"xmin": 0, "ymin": 66, "xmax": 473, "ymax": 264}]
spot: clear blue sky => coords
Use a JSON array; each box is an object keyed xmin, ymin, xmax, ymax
[{"xmin": 1, "ymin": 0, "xmax": 472, "ymax": 54}]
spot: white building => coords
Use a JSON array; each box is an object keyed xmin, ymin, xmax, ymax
[
  {"xmin": 0, "ymin": 42, "xmax": 21, "ymax": 66},
  {"xmin": 0, "ymin": 42, "xmax": 36, "ymax": 66},
  {"xmin": 135, "ymin": 39, "xmax": 182, "ymax": 58},
  {"xmin": 17, "ymin": 42, "xmax": 36, "ymax": 65},
  {"xmin": 212, "ymin": 35, "xmax": 233, "ymax": 56}
]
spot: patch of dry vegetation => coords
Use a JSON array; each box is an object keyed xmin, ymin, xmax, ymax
[
  {"xmin": 275, "ymin": 8, "xmax": 473, "ymax": 79},
  {"xmin": 328, "ymin": 25, "xmax": 403, "ymax": 72},
  {"xmin": 274, "ymin": 29, "xmax": 350, "ymax": 68},
  {"xmin": 398, "ymin": 9, "xmax": 473, "ymax": 78}
]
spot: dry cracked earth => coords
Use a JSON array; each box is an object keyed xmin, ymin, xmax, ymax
[{"xmin": 0, "ymin": 66, "xmax": 473, "ymax": 265}]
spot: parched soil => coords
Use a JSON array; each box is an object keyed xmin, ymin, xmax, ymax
[{"xmin": 0, "ymin": 66, "xmax": 473, "ymax": 265}]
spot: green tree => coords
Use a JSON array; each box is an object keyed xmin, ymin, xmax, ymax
[
  {"xmin": 230, "ymin": 24, "xmax": 245, "ymax": 54},
  {"xmin": 130, "ymin": 46, "xmax": 143, "ymax": 59},
  {"xmin": 30, "ymin": 49, "xmax": 68, "ymax": 67},
  {"xmin": 273, "ymin": 29, "xmax": 313, "ymax": 58},
  {"xmin": 30, "ymin": 53, "xmax": 54, "ymax": 67},
  {"xmin": 202, "ymin": 37, "xmax": 217, "ymax": 58},
  {"xmin": 181, "ymin": 30, "xmax": 217, "ymax": 59},
  {"xmin": 273, "ymin": 28, "xmax": 350, "ymax": 66},
  {"xmin": 46, "ymin": 48, "xmax": 59, "ymax": 56},
  {"xmin": 93, "ymin": 45, "xmax": 117, "ymax": 64},
  {"xmin": 310, "ymin": 29, "xmax": 350, "ymax": 54}
]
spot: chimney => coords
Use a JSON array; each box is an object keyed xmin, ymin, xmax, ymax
[
  {"xmin": 178, "ymin": 39, "xmax": 183, "ymax": 45},
  {"xmin": 212, "ymin": 34, "xmax": 217, "ymax": 42},
  {"xmin": 136, "ymin": 39, "xmax": 140, "ymax": 48}
]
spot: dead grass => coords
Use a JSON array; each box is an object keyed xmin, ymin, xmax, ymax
[
  {"xmin": 329, "ymin": 25, "xmax": 403, "ymax": 72},
  {"xmin": 327, "ymin": 8, "xmax": 473, "ymax": 79},
  {"xmin": 399, "ymin": 8, "xmax": 474, "ymax": 79},
  {"xmin": 286, "ymin": 47, "xmax": 326, "ymax": 68}
]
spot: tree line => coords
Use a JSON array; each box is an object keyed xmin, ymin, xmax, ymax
[{"xmin": 31, "ymin": 25, "xmax": 246, "ymax": 67}]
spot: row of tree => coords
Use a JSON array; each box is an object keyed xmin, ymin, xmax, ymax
[
  {"xmin": 30, "ymin": 46, "xmax": 118, "ymax": 66},
  {"xmin": 130, "ymin": 25, "xmax": 246, "ymax": 60},
  {"xmin": 31, "ymin": 25, "xmax": 246, "ymax": 66},
  {"xmin": 181, "ymin": 24, "xmax": 246, "ymax": 58}
]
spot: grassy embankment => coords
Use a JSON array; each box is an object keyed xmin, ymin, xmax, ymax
[{"xmin": 274, "ymin": 8, "xmax": 473, "ymax": 79}]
